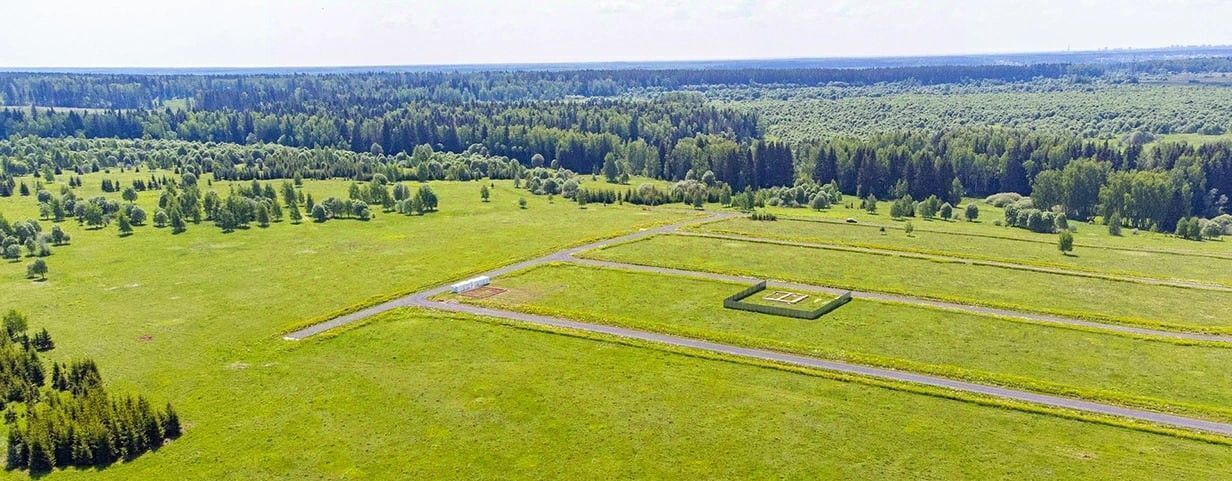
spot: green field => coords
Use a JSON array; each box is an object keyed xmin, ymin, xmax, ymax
[
  {"xmin": 0, "ymin": 172, "xmax": 690, "ymax": 348},
  {"xmin": 449, "ymin": 263, "xmax": 1232, "ymax": 420},
  {"xmin": 35, "ymin": 307, "xmax": 1227, "ymax": 480},
  {"xmin": 4, "ymin": 171, "xmax": 1232, "ymax": 478},
  {"xmin": 693, "ymin": 216, "xmax": 1232, "ymax": 286},
  {"xmin": 576, "ymin": 175, "xmax": 673, "ymax": 193},
  {"xmin": 581, "ymin": 234, "xmax": 1232, "ymax": 333},
  {"xmin": 7, "ymin": 168, "xmax": 1232, "ymax": 476}
]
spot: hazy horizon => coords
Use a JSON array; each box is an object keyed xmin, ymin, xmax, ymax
[
  {"xmin": 2, "ymin": 44, "xmax": 1228, "ymax": 72},
  {"xmin": 4, "ymin": 0, "xmax": 1232, "ymax": 69}
]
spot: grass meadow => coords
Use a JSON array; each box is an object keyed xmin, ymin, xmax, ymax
[{"xmin": 3, "ymin": 170, "xmax": 1232, "ymax": 478}]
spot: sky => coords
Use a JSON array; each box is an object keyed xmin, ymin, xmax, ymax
[{"xmin": 2, "ymin": 0, "xmax": 1231, "ymax": 68}]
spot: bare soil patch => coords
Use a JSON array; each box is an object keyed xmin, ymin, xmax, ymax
[{"xmin": 461, "ymin": 286, "xmax": 507, "ymax": 299}]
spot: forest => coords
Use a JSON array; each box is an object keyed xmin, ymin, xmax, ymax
[
  {"xmin": 3, "ymin": 56, "xmax": 1232, "ymax": 231},
  {"xmin": 0, "ymin": 63, "xmax": 1080, "ymax": 109},
  {"xmin": 5, "ymin": 56, "xmax": 1232, "ymax": 109}
]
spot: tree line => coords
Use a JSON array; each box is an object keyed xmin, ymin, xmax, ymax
[
  {"xmin": 799, "ymin": 128, "xmax": 1232, "ymax": 230},
  {"xmin": 7, "ymin": 126, "xmax": 1232, "ymax": 231},
  {"xmin": 0, "ymin": 97, "xmax": 758, "ymax": 175}
]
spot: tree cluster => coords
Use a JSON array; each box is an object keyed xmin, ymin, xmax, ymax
[
  {"xmin": 1003, "ymin": 203, "xmax": 1067, "ymax": 234},
  {"xmin": 0, "ymin": 311, "xmax": 180, "ymax": 473},
  {"xmin": 1, "ymin": 216, "xmax": 57, "ymax": 262}
]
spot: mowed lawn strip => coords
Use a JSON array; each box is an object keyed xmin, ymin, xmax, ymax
[
  {"xmin": 581, "ymin": 234, "xmax": 1232, "ymax": 333},
  {"xmin": 69, "ymin": 308, "xmax": 1232, "ymax": 480},
  {"xmin": 693, "ymin": 217, "xmax": 1232, "ymax": 287},
  {"xmin": 453, "ymin": 263, "xmax": 1232, "ymax": 421}
]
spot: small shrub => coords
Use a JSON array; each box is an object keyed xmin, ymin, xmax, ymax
[
  {"xmin": 1107, "ymin": 212, "xmax": 1123, "ymax": 236},
  {"xmin": 1058, "ymin": 231, "xmax": 1074, "ymax": 254}
]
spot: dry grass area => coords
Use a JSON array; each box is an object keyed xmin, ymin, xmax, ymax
[{"xmin": 460, "ymin": 286, "xmax": 508, "ymax": 299}]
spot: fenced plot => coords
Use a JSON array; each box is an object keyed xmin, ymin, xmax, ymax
[{"xmin": 723, "ymin": 281, "xmax": 851, "ymax": 319}]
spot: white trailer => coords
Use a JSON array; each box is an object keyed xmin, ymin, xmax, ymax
[{"xmin": 450, "ymin": 276, "xmax": 491, "ymax": 293}]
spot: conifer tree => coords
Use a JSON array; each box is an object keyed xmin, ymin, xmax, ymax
[{"xmin": 288, "ymin": 202, "xmax": 303, "ymax": 224}]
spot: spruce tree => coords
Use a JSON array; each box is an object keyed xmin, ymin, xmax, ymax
[
  {"xmin": 163, "ymin": 403, "xmax": 182, "ymax": 439},
  {"xmin": 255, "ymin": 204, "xmax": 271, "ymax": 228},
  {"xmin": 289, "ymin": 203, "xmax": 303, "ymax": 224}
]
